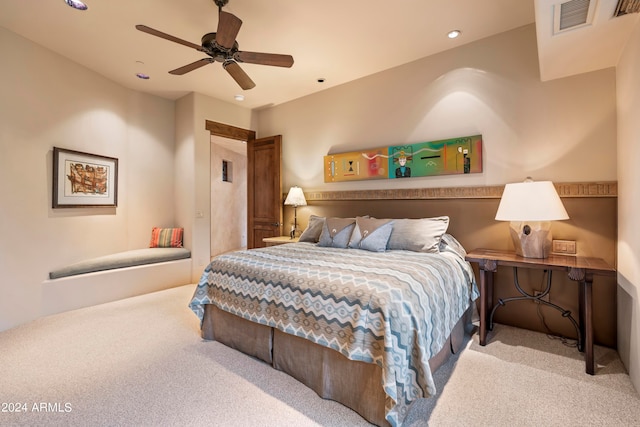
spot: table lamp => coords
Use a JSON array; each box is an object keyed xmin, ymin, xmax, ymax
[
  {"xmin": 495, "ymin": 178, "xmax": 569, "ymax": 258},
  {"xmin": 284, "ymin": 186, "xmax": 307, "ymax": 239}
]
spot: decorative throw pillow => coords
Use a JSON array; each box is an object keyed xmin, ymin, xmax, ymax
[
  {"xmin": 387, "ymin": 216, "xmax": 450, "ymax": 253},
  {"xmin": 149, "ymin": 227, "xmax": 184, "ymax": 248},
  {"xmin": 348, "ymin": 217, "xmax": 394, "ymax": 252},
  {"xmin": 317, "ymin": 217, "xmax": 356, "ymax": 248},
  {"xmin": 299, "ymin": 215, "xmax": 326, "ymax": 243}
]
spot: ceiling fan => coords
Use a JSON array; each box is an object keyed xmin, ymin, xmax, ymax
[{"xmin": 136, "ymin": 0, "xmax": 294, "ymax": 90}]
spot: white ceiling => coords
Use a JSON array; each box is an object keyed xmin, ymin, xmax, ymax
[
  {"xmin": 0, "ymin": 0, "xmax": 638, "ymax": 110},
  {"xmin": 536, "ymin": 0, "xmax": 640, "ymax": 81}
]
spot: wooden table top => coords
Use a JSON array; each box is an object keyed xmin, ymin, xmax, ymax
[{"xmin": 465, "ymin": 248, "xmax": 616, "ymax": 274}]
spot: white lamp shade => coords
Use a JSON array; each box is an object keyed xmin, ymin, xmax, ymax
[
  {"xmin": 284, "ymin": 186, "xmax": 307, "ymax": 207},
  {"xmin": 495, "ymin": 180, "xmax": 569, "ymax": 221}
]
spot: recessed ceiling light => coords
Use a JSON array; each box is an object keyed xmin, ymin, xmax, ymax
[
  {"xmin": 447, "ymin": 30, "xmax": 461, "ymax": 39},
  {"xmin": 64, "ymin": 0, "xmax": 88, "ymax": 10},
  {"xmin": 317, "ymin": 78, "xmax": 326, "ymax": 83},
  {"xmin": 234, "ymin": 94, "xmax": 245, "ymax": 101},
  {"xmin": 136, "ymin": 73, "xmax": 150, "ymax": 80}
]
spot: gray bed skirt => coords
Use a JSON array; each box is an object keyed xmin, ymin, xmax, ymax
[{"xmin": 201, "ymin": 304, "xmax": 474, "ymax": 427}]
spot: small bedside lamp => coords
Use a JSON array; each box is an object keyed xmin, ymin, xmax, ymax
[
  {"xmin": 495, "ymin": 178, "xmax": 569, "ymax": 258},
  {"xmin": 284, "ymin": 186, "xmax": 307, "ymax": 239}
]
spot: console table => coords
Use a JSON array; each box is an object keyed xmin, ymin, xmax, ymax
[{"xmin": 465, "ymin": 248, "xmax": 615, "ymax": 375}]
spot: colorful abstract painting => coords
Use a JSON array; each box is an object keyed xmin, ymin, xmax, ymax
[
  {"xmin": 324, "ymin": 135, "xmax": 482, "ymax": 182},
  {"xmin": 324, "ymin": 148, "xmax": 389, "ymax": 182}
]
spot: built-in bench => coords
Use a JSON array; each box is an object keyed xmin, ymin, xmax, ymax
[
  {"xmin": 49, "ymin": 248, "xmax": 191, "ymax": 279},
  {"xmin": 43, "ymin": 248, "xmax": 192, "ymax": 316}
]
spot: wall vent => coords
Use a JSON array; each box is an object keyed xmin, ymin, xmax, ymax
[
  {"xmin": 614, "ymin": 0, "xmax": 640, "ymax": 16},
  {"xmin": 553, "ymin": 0, "xmax": 596, "ymax": 34}
]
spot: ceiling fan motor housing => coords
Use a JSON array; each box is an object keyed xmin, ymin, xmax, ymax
[{"xmin": 201, "ymin": 32, "xmax": 239, "ymax": 62}]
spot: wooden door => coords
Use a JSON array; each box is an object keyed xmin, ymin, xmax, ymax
[{"xmin": 247, "ymin": 135, "xmax": 282, "ymax": 248}]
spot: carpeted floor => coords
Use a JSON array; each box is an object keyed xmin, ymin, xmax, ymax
[{"xmin": 1, "ymin": 284, "xmax": 638, "ymax": 426}]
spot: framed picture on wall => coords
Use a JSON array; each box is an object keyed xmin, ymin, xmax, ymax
[{"xmin": 53, "ymin": 147, "xmax": 118, "ymax": 208}]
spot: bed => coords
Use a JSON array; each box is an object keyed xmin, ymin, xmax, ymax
[{"xmin": 189, "ymin": 216, "xmax": 478, "ymax": 427}]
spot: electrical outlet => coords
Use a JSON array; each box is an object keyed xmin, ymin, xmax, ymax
[{"xmin": 552, "ymin": 239, "xmax": 576, "ymax": 255}]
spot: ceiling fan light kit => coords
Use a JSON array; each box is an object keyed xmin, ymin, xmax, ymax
[{"xmin": 136, "ymin": 0, "xmax": 293, "ymax": 90}]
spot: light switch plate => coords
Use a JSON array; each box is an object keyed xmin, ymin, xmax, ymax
[{"xmin": 552, "ymin": 239, "xmax": 577, "ymax": 255}]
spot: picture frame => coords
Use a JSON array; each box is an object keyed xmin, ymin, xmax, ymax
[{"xmin": 53, "ymin": 147, "xmax": 118, "ymax": 208}]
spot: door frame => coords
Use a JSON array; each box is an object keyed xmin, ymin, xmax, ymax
[
  {"xmin": 205, "ymin": 120, "xmax": 283, "ymax": 249},
  {"xmin": 206, "ymin": 120, "xmax": 255, "ymax": 250},
  {"xmin": 206, "ymin": 120, "xmax": 256, "ymax": 142}
]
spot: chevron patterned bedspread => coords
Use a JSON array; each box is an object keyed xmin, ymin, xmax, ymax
[{"xmin": 190, "ymin": 240, "xmax": 478, "ymax": 426}]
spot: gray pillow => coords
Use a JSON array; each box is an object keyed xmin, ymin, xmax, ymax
[
  {"xmin": 299, "ymin": 215, "xmax": 325, "ymax": 243},
  {"xmin": 387, "ymin": 216, "xmax": 450, "ymax": 253},
  {"xmin": 439, "ymin": 233, "xmax": 467, "ymax": 258},
  {"xmin": 317, "ymin": 217, "xmax": 356, "ymax": 248},
  {"xmin": 348, "ymin": 217, "xmax": 394, "ymax": 252}
]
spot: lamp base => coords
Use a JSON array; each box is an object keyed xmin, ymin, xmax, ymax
[
  {"xmin": 291, "ymin": 206, "xmax": 298, "ymax": 239},
  {"xmin": 508, "ymin": 221, "xmax": 552, "ymax": 258}
]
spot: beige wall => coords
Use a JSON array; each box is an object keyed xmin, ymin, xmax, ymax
[
  {"xmin": 257, "ymin": 24, "xmax": 622, "ymax": 353},
  {"xmin": 0, "ymin": 26, "xmax": 257, "ymax": 330},
  {"xmin": 257, "ymin": 25, "xmax": 617, "ymax": 192},
  {"xmin": 1, "ymin": 16, "xmax": 635, "ymax": 393},
  {"xmin": 210, "ymin": 140, "xmax": 247, "ymax": 257},
  {"xmin": 617, "ymin": 19, "xmax": 640, "ymax": 392},
  {"xmin": 0, "ymin": 28, "xmax": 178, "ymax": 331},
  {"xmin": 174, "ymin": 93, "xmax": 253, "ymax": 281}
]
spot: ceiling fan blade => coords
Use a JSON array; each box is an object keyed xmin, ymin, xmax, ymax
[
  {"xmin": 234, "ymin": 51, "xmax": 294, "ymax": 68},
  {"xmin": 223, "ymin": 61, "xmax": 256, "ymax": 90},
  {"xmin": 136, "ymin": 25, "xmax": 203, "ymax": 51},
  {"xmin": 169, "ymin": 58, "xmax": 214, "ymax": 75},
  {"xmin": 216, "ymin": 11, "xmax": 242, "ymax": 49}
]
